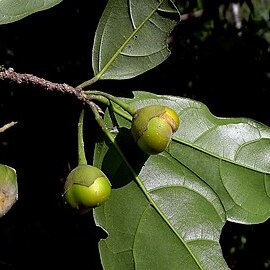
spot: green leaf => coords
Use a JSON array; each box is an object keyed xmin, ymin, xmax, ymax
[
  {"xmin": 0, "ymin": 0, "xmax": 62, "ymax": 25},
  {"xmin": 119, "ymin": 91, "xmax": 270, "ymax": 224},
  {"xmin": 93, "ymin": 91, "xmax": 270, "ymax": 268},
  {"xmin": 94, "ymin": 145, "xmax": 228, "ymax": 269},
  {"xmin": 0, "ymin": 164, "xmax": 18, "ymax": 217},
  {"xmin": 92, "ymin": 0, "xmax": 179, "ymax": 80}
]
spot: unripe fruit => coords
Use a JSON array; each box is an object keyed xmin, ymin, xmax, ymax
[
  {"xmin": 63, "ymin": 165, "xmax": 111, "ymax": 211},
  {"xmin": 131, "ymin": 105, "xmax": 179, "ymax": 155},
  {"xmin": 0, "ymin": 164, "xmax": 18, "ymax": 217}
]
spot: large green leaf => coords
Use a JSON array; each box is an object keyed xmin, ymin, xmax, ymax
[
  {"xmin": 92, "ymin": 0, "xmax": 179, "ymax": 80},
  {"xmin": 93, "ymin": 91, "xmax": 270, "ymax": 269},
  {"xmin": 110, "ymin": 91, "xmax": 270, "ymax": 224},
  {"xmin": 94, "ymin": 143, "xmax": 228, "ymax": 270},
  {"xmin": 0, "ymin": 0, "xmax": 62, "ymax": 25}
]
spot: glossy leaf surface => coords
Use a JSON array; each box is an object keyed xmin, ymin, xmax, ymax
[
  {"xmin": 94, "ymin": 148, "xmax": 228, "ymax": 270},
  {"xmin": 93, "ymin": 91, "xmax": 270, "ymax": 269},
  {"xmin": 92, "ymin": 0, "xmax": 179, "ymax": 80},
  {"xmin": 0, "ymin": 0, "xmax": 62, "ymax": 25},
  {"xmin": 119, "ymin": 92, "xmax": 270, "ymax": 224}
]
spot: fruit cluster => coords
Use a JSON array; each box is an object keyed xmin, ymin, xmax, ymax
[{"xmin": 64, "ymin": 105, "xmax": 179, "ymax": 211}]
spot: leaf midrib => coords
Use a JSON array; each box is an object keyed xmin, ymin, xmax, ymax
[
  {"xmin": 112, "ymin": 98, "xmax": 270, "ymax": 175},
  {"xmin": 112, "ymin": 144, "xmax": 205, "ymax": 269},
  {"xmin": 172, "ymin": 136, "xmax": 270, "ymax": 175},
  {"xmin": 96, "ymin": 0, "xmax": 166, "ymax": 79}
]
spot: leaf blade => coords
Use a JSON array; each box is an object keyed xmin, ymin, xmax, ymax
[
  {"xmin": 129, "ymin": 92, "xmax": 270, "ymax": 223},
  {"xmin": 0, "ymin": 0, "xmax": 62, "ymax": 25},
  {"xmin": 92, "ymin": 0, "xmax": 179, "ymax": 80},
  {"xmin": 93, "ymin": 91, "xmax": 270, "ymax": 268},
  {"xmin": 93, "ymin": 127, "xmax": 228, "ymax": 269}
]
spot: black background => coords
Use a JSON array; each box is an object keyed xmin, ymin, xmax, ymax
[{"xmin": 0, "ymin": 1, "xmax": 270, "ymax": 269}]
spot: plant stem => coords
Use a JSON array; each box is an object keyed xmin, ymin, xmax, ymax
[
  {"xmin": 0, "ymin": 68, "xmax": 89, "ymax": 104},
  {"xmin": 88, "ymin": 94, "xmax": 132, "ymax": 121},
  {"xmin": 90, "ymin": 106, "xmax": 141, "ymax": 185},
  {"xmin": 90, "ymin": 106, "xmax": 136, "ymax": 173},
  {"xmin": 76, "ymin": 75, "xmax": 99, "ymax": 89},
  {"xmin": 0, "ymin": 121, "xmax": 17, "ymax": 133},
  {"xmin": 85, "ymin": 90, "xmax": 136, "ymax": 116},
  {"xmin": 78, "ymin": 109, "xmax": 88, "ymax": 165}
]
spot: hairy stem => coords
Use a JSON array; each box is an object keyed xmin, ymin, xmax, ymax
[{"xmin": 0, "ymin": 68, "xmax": 91, "ymax": 104}]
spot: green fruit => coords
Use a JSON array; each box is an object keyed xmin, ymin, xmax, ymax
[
  {"xmin": 0, "ymin": 164, "xmax": 18, "ymax": 217},
  {"xmin": 63, "ymin": 165, "xmax": 111, "ymax": 210},
  {"xmin": 131, "ymin": 105, "xmax": 180, "ymax": 155}
]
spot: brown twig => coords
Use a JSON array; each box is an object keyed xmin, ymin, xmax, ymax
[
  {"xmin": 0, "ymin": 68, "xmax": 91, "ymax": 105},
  {"xmin": 0, "ymin": 121, "xmax": 17, "ymax": 133},
  {"xmin": 0, "ymin": 68, "xmax": 107, "ymax": 120}
]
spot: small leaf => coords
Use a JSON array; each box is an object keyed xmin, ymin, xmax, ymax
[
  {"xmin": 0, "ymin": 164, "xmax": 18, "ymax": 217},
  {"xmin": 0, "ymin": 0, "xmax": 62, "ymax": 25},
  {"xmin": 92, "ymin": 0, "xmax": 179, "ymax": 80}
]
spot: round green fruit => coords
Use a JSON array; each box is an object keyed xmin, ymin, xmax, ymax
[
  {"xmin": 63, "ymin": 165, "xmax": 111, "ymax": 210},
  {"xmin": 131, "ymin": 105, "xmax": 180, "ymax": 155}
]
